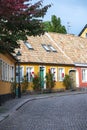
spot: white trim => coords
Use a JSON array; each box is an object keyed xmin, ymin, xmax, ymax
[
  {"xmin": 0, "ymin": 59, "xmax": 15, "ymax": 82},
  {"xmin": 69, "ymin": 69, "xmax": 79, "ymax": 88},
  {"xmin": 58, "ymin": 67, "xmax": 65, "ymax": 81},
  {"xmin": 74, "ymin": 63, "xmax": 87, "ymax": 67},
  {"xmin": 82, "ymin": 68, "xmax": 87, "ymax": 83},
  {"xmin": 50, "ymin": 67, "xmax": 57, "ymax": 81},
  {"xmin": 26, "ymin": 66, "xmax": 34, "ymax": 82}
]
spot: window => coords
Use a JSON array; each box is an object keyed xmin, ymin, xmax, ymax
[
  {"xmin": 2, "ymin": 62, "xmax": 5, "ymax": 81},
  {"xmin": 5, "ymin": 63, "xmax": 7, "ymax": 81},
  {"xmin": 26, "ymin": 67, "xmax": 34, "ymax": 82},
  {"xmin": 24, "ymin": 41, "xmax": 33, "ymax": 50},
  {"xmin": 48, "ymin": 45, "xmax": 57, "ymax": 52},
  {"xmin": 0, "ymin": 60, "xmax": 15, "ymax": 82},
  {"xmin": 16, "ymin": 66, "xmax": 24, "ymax": 82},
  {"xmin": 50, "ymin": 68, "xmax": 57, "ymax": 81},
  {"xmin": 58, "ymin": 68, "xmax": 64, "ymax": 81},
  {"xmin": 42, "ymin": 44, "xmax": 50, "ymax": 52},
  {"xmin": 10, "ymin": 66, "xmax": 14, "ymax": 82},
  {"xmin": 82, "ymin": 69, "xmax": 87, "ymax": 82}
]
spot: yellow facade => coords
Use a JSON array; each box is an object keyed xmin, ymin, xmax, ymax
[
  {"xmin": 20, "ymin": 63, "xmax": 74, "ymax": 92},
  {"xmin": 0, "ymin": 53, "xmax": 16, "ymax": 95}
]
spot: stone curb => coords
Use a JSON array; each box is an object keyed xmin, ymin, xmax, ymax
[{"xmin": 0, "ymin": 91, "xmax": 87, "ymax": 122}]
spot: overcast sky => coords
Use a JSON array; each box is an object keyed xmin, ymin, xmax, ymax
[{"xmin": 37, "ymin": 0, "xmax": 87, "ymax": 36}]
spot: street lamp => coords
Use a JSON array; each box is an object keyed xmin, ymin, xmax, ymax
[{"xmin": 16, "ymin": 50, "xmax": 21, "ymax": 98}]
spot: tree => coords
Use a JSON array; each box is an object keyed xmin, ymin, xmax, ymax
[
  {"xmin": 0, "ymin": 0, "xmax": 51, "ymax": 53},
  {"xmin": 43, "ymin": 15, "xmax": 67, "ymax": 34}
]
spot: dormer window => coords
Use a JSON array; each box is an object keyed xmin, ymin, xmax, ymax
[
  {"xmin": 24, "ymin": 41, "xmax": 33, "ymax": 50},
  {"xmin": 42, "ymin": 44, "xmax": 50, "ymax": 52},
  {"xmin": 48, "ymin": 45, "xmax": 57, "ymax": 52}
]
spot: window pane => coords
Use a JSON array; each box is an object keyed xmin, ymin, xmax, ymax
[
  {"xmin": 42, "ymin": 44, "xmax": 50, "ymax": 51},
  {"xmin": 24, "ymin": 41, "xmax": 33, "ymax": 49},
  {"xmin": 50, "ymin": 68, "xmax": 57, "ymax": 81},
  {"xmin": 26, "ymin": 67, "xmax": 34, "ymax": 82},
  {"xmin": 58, "ymin": 68, "xmax": 64, "ymax": 81},
  {"xmin": 82, "ymin": 69, "xmax": 87, "ymax": 82},
  {"xmin": 48, "ymin": 45, "xmax": 57, "ymax": 52}
]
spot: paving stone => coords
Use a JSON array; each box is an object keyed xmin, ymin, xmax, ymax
[{"xmin": 0, "ymin": 93, "xmax": 87, "ymax": 130}]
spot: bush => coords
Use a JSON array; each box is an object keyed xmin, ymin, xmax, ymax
[
  {"xmin": 32, "ymin": 75, "xmax": 41, "ymax": 91},
  {"xmin": 22, "ymin": 75, "xmax": 28, "ymax": 93},
  {"xmin": 63, "ymin": 74, "xmax": 72, "ymax": 90},
  {"xmin": 45, "ymin": 71, "xmax": 55, "ymax": 92}
]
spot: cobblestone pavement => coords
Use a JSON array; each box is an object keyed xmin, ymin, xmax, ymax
[{"xmin": 0, "ymin": 93, "xmax": 87, "ymax": 130}]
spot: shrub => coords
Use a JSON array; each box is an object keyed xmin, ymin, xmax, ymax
[
  {"xmin": 32, "ymin": 75, "xmax": 41, "ymax": 91},
  {"xmin": 22, "ymin": 75, "xmax": 28, "ymax": 93},
  {"xmin": 45, "ymin": 71, "xmax": 55, "ymax": 91},
  {"xmin": 63, "ymin": 74, "xmax": 72, "ymax": 90}
]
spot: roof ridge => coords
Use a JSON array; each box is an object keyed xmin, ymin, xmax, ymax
[{"xmin": 45, "ymin": 32, "xmax": 73, "ymax": 63}]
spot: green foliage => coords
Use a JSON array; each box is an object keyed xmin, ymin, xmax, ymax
[
  {"xmin": 43, "ymin": 15, "xmax": 67, "ymax": 34},
  {"xmin": 32, "ymin": 74, "xmax": 41, "ymax": 91},
  {"xmin": 22, "ymin": 75, "xmax": 28, "ymax": 93},
  {"xmin": 0, "ymin": 0, "xmax": 51, "ymax": 53},
  {"xmin": 63, "ymin": 74, "xmax": 72, "ymax": 90},
  {"xmin": 45, "ymin": 71, "xmax": 55, "ymax": 91}
]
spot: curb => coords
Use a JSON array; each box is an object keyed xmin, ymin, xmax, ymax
[{"xmin": 0, "ymin": 91, "xmax": 87, "ymax": 122}]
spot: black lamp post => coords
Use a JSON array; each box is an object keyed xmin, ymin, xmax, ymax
[{"xmin": 16, "ymin": 51, "xmax": 21, "ymax": 98}]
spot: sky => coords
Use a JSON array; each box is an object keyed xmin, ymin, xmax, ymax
[{"xmin": 33, "ymin": 0, "xmax": 87, "ymax": 36}]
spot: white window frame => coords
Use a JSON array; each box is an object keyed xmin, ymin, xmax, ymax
[
  {"xmin": 26, "ymin": 66, "xmax": 34, "ymax": 82},
  {"xmin": 48, "ymin": 45, "xmax": 57, "ymax": 52},
  {"xmin": 42, "ymin": 44, "xmax": 50, "ymax": 52},
  {"xmin": 24, "ymin": 41, "xmax": 33, "ymax": 50},
  {"xmin": 0, "ymin": 59, "xmax": 15, "ymax": 82},
  {"xmin": 82, "ymin": 68, "xmax": 87, "ymax": 82},
  {"xmin": 58, "ymin": 67, "xmax": 65, "ymax": 81},
  {"xmin": 10, "ymin": 66, "xmax": 15, "ymax": 82},
  {"xmin": 50, "ymin": 67, "xmax": 57, "ymax": 81}
]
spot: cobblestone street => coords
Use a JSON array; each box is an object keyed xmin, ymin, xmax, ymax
[{"xmin": 0, "ymin": 93, "xmax": 87, "ymax": 130}]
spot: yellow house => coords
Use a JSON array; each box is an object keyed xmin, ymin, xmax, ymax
[
  {"xmin": 15, "ymin": 32, "xmax": 87, "ymax": 92},
  {"xmin": 0, "ymin": 52, "xmax": 16, "ymax": 103},
  {"xmin": 15, "ymin": 33, "xmax": 75, "ymax": 92},
  {"xmin": 1, "ymin": 32, "xmax": 87, "ymax": 100},
  {"xmin": 78, "ymin": 24, "xmax": 87, "ymax": 38}
]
